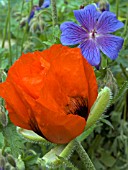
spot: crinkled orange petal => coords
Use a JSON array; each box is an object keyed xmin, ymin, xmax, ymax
[
  {"xmin": 27, "ymin": 101, "xmax": 86, "ymax": 144},
  {"xmin": 38, "ymin": 45, "xmax": 89, "ymax": 112},
  {"xmin": 83, "ymin": 59, "xmax": 98, "ymax": 111},
  {"xmin": 7, "ymin": 52, "xmax": 49, "ymax": 99},
  {"xmin": 34, "ymin": 45, "xmax": 97, "ymax": 144},
  {"xmin": 0, "ymin": 82, "xmax": 31, "ymax": 129}
]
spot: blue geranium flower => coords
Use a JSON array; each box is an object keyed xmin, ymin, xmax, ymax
[
  {"xmin": 60, "ymin": 4, "xmax": 124, "ymax": 67},
  {"xmin": 28, "ymin": 0, "xmax": 51, "ymax": 23}
]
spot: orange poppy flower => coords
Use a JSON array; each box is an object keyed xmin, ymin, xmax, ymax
[{"xmin": 0, "ymin": 44, "xmax": 98, "ymax": 144}]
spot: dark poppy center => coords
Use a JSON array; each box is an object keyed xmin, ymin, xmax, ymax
[{"xmin": 65, "ymin": 96, "xmax": 88, "ymax": 120}]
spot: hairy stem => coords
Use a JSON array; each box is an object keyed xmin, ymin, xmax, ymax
[
  {"xmin": 51, "ymin": 0, "xmax": 58, "ymax": 27},
  {"xmin": 76, "ymin": 140, "xmax": 96, "ymax": 170}
]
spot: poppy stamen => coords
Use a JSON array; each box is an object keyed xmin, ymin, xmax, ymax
[{"xmin": 65, "ymin": 96, "xmax": 88, "ymax": 120}]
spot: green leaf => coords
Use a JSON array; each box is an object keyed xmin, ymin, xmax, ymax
[
  {"xmin": 100, "ymin": 119, "xmax": 114, "ymax": 129},
  {"xmin": 99, "ymin": 149, "xmax": 116, "ymax": 167},
  {"xmin": 2, "ymin": 121, "xmax": 25, "ymax": 157},
  {"xmin": 0, "ymin": 132, "xmax": 4, "ymax": 148},
  {"xmin": 111, "ymin": 81, "xmax": 128, "ymax": 104}
]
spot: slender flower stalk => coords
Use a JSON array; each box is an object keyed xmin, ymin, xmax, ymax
[
  {"xmin": 51, "ymin": 0, "xmax": 58, "ymax": 27},
  {"xmin": 76, "ymin": 140, "xmax": 96, "ymax": 170},
  {"xmin": 116, "ymin": 0, "xmax": 119, "ymax": 18},
  {"xmin": 8, "ymin": 0, "xmax": 12, "ymax": 65},
  {"xmin": 15, "ymin": 0, "xmax": 25, "ymax": 58},
  {"xmin": 2, "ymin": 11, "xmax": 9, "ymax": 48},
  {"xmin": 31, "ymin": 0, "xmax": 33, "ymax": 9}
]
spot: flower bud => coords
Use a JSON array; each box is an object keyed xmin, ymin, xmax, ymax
[
  {"xmin": 20, "ymin": 17, "xmax": 28, "ymax": 28},
  {"xmin": 0, "ymin": 155, "xmax": 5, "ymax": 169},
  {"xmin": 0, "ymin": 69, "xmax": 7, "ymax": 82},
  {"xmin": 97, "ymin": 0, "xmax": 110, "ymax": 12},
  {"xmin": 38, "ymin": 18, "xmax": 44, "ymax": 33},
  {"xmin": 29, "ymin": 21, "xmax": 39, "ymax": 33},
  {"xmin": 0, "ymin": 107, "xmax": 8, "ymax": 127},
  {"xmin": 6, "ymin": 155, "xmax": 16, "ymax": 167}
]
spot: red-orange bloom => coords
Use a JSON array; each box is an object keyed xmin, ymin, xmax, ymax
[{"xmin": 0, "ymin": 44, "xmax": 98, "ymax": 144}]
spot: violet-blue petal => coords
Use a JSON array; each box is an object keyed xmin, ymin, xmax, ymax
[
  {"xmin": 28, "ymin": 10, "xmax": 35, "ymax": 23},
  {"xmin": 60, "ymin": 21, "xmax": 88, "ymax": 45},
  {"xmin": 74, "ymin": 4, "xmax": 100, "ymax": 32},
  {"xmin": 36, "ymin": 6, "xmax": 41, "ymax": 11},
  {"xmin": 96, "ymin": 34, "xmax": 124, "ymax": 59},
  {"xmin": 96, "ymin": 11, "xmax": 124, "ymax": 34},
  {"xmin": 79, "ymin": 39, "xmax": 101, "ymax": 66},
  {"xmin": 41, "ymin": 0, "xmax": 51, "ymax": 9}
]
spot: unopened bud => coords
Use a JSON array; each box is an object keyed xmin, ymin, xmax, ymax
[
  {"xmin": 6, "ymin": 155, "xmax": 16, "ymax": 167},
  {"xmin": 0, "ymin": 107, "xmax": 8, "ymax": 127},
  {"xmin": 0, "ymin": 155, "xmax": 5, "ymax": 169},
  {"xmin": 38, "ymin": 18, "xmax": 44, "ymax": 33},
  {"xmin": 85, "ymin": 87, "xmax": 112, "ymax": 130},
  {"xmin": 29, "ymin": 21, "xmax": 38, "ymax": 33},
  {"xmin": 97, "ymin": 0, "xmax": 110, "ymax": 12}
]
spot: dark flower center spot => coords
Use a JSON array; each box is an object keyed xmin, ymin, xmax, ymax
[
  {"xmin": 90, "ymin": 29, "xmax": 97, "ymax": 39},
  {"xmin": 65, "ymin": 96, "xmax": 88, "ymax": 120}
]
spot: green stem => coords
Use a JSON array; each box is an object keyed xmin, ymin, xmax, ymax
[
  {"xmin": 77, "ymin": 124, "xmax": 96, "ymax": 142},
  {"xmin": 2, "ymin": 137, "xmax": 8, "ymax": 155},
  {"xmin": 120, "ymin": 64, "xmax": 128, "ymax": 79},
  {"xmin": 116, "ymin": 0, "xmax": 119, "ymax": 18},
  {"xmin": 42, "ymin": 140, "xmax": 76, "ymax": 167},
  {"xmin": 15, "ymin": 0, "xmax": 25, "ymax": 59},
  {"xmin": 8, "ymin": 0, "xmax": 12, "ymax": 65},
  {"xmin": 60, "ymin": 140, "xmax": 76, "ymax": 158},
  {"xmin": 51, "ymin": 0, "xmax": 58, "ymax": 27},
  {"xmin": 31, "ymin": 0, "xmax": 33, "ymax": 9},
  {"xmin": 75, "ymin": 140, "xmax": 96, "ymax": 170},
  {"xmin": 2, "ymin": 7, "xmax": 9, "ymax": 48},
  {"xmin": 123, "ymin": 90, "xmax": 128, "ymax": 121},
  {"xmin": 20, "ymin": 2, "xmax": 30, "ymax": 54},
  {"xmin": 122, "ymin": 5, "xmax": 128, "ymax": 37}
]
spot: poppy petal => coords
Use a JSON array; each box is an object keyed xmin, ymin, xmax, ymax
[
  {"xmin": 0, "ymin": 82, "xmax": 31, "ymax": 129},
  {"xmin": 38, "ymin": 45, "xmax": 89, "ymax": 111},
  {"xmin": 7, "ymin": 52, "xmax": 50, "ymax": 99},
  {"xmin": 31, "ymin": 102, "xmax": 86, "ymax": 144},
  {"xmin": 83, "ymin": 59, "xmax": 98, "ymax": 111}
]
